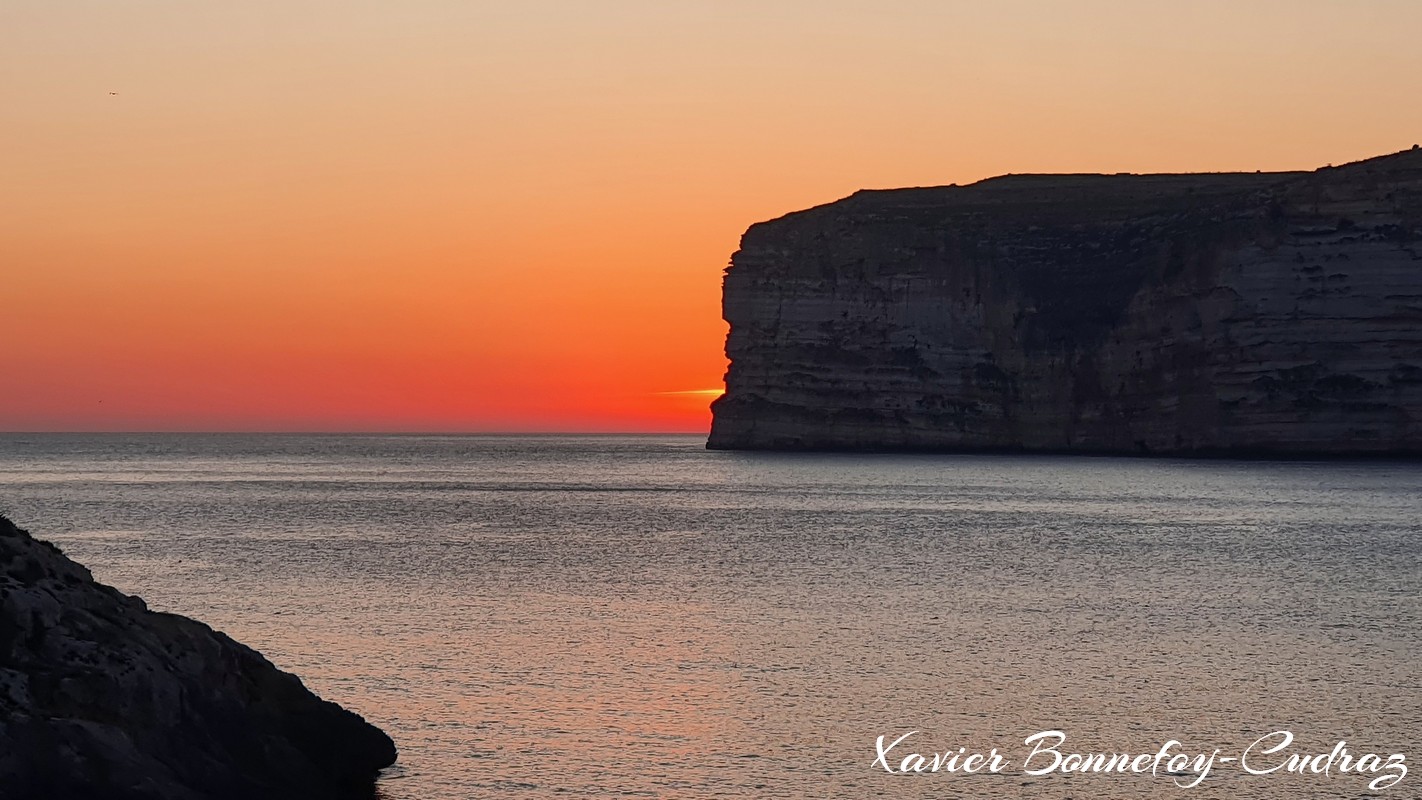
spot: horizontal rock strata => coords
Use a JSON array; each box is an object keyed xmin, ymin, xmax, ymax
[{"xmin": 709, "ymin": 148, "xmax": 1422, "ymax": 455}]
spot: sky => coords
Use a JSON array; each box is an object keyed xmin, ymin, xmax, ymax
[{"xmin": 3, "ymin": 0, "xmax": 1420, "ymax": 432}]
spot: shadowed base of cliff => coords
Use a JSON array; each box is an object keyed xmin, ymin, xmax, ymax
[
  {"xmin": 0, "ymin": 515, "xmax": 396, "ymax": 800},
  {"xmin": 707, "ymin": 395, "xmax": 1422, "ymax": 459}
]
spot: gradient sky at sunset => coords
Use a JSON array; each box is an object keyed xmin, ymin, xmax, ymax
[{"xmin": 4, "ymin": 1, "xmax": 1421, "ymax": 431}]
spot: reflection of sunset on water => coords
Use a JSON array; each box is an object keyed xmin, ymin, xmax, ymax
[
  {"xmin": 22, "ymin": 435, "xmax": 1420, "ymax": 798},
  {"xmin": 4, "ymin": 2, "xmax": 1420, "ymax": 797}
]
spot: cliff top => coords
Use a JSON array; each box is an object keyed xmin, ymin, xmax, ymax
[{"xmin": 742, "ymin": 146, "xmax": 1422, "ymax": 242}]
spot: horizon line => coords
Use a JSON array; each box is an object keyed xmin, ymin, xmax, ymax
[{"xmin": 0, "ymin": 430, "xmax": 711, "ymax": 436}]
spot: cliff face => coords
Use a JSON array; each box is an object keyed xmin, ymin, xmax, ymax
[
  {"xmin": 709, "ymin": 148, "xmax": 1422, "ymax": 455},
  {"xmin": 0, "ymin": 516, "xmax": 396, "ymax": 799}
]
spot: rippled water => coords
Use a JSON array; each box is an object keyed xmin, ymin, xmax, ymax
[{"xmin": 1, "ymin": 434, "xmax": 1419, "ymax": 799}]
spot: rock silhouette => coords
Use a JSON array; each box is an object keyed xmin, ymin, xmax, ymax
[{"xmin": 0, "ymin": 515, "xmax": 396, "ymax": 799}]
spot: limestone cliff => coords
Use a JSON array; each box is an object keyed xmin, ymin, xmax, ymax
[
  {"xmin": 709, "ymin": 148, "xmax": 1422, "ymax": 454},
  {"xmin": 0, "ymin": 515, "xmax": 397, "ymax": 799}
]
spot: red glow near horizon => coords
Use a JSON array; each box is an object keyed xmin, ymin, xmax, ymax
[{"xmin": 3, "ymin": 2, "xmax": 1419, "ymax": 432}]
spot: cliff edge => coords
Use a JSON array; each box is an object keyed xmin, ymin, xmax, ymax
[
  {"xmin": 709, "ymin": 147, "xmax": 1422, "ymax": 455},
  {"xmin": 0, "ymin": 515, "xmax": 397, "ymax": 799}
]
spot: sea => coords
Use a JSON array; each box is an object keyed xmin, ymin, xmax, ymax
[{"xmin": 1, "ymin": 433, "xmax": 1418, "ymax": 799}]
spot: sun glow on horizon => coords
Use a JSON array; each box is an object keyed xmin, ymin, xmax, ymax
[{"xmin": 3, "ymin": 1, "xmax": 1419, "ymax": 432}]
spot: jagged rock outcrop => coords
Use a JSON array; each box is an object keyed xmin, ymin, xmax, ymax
[
  {"xmin": 0, "ymin": 515, "xmax": 396, "ymax": 799},
  {"xmin": 709, "ymin": 147, "xmax": 1422, "ymax": 455}
]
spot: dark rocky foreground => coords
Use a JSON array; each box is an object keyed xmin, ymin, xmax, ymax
[
  {"xmin": 0, "ymin": 515, "xmax": 396, "ymax": 800},
  {"xmin": 709, "ymin": 147, "xmax": 1422, "ymax": 455}
]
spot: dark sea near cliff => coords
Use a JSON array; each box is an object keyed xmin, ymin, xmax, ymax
[{"xmin": 1, "ymin": 433, "xmax": 1419, "ymax": 799}]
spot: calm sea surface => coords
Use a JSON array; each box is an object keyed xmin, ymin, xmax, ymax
[{"xmin": 1, "ymin": 434, "xmax": 1419, "ymax": 799}]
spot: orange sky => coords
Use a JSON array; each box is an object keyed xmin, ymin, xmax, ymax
[{"xmin": 3, "ymin": 1, "xmax": 1420, "ymax": 432}]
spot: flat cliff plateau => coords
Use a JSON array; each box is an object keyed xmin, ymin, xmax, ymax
[
  {"xmin": 0, "ymin": 515, "xmax": 397, "ymax": 799},
  {"xmin": 709, "ymin": 147, "xmax": 1422, "ymax": 455}
]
